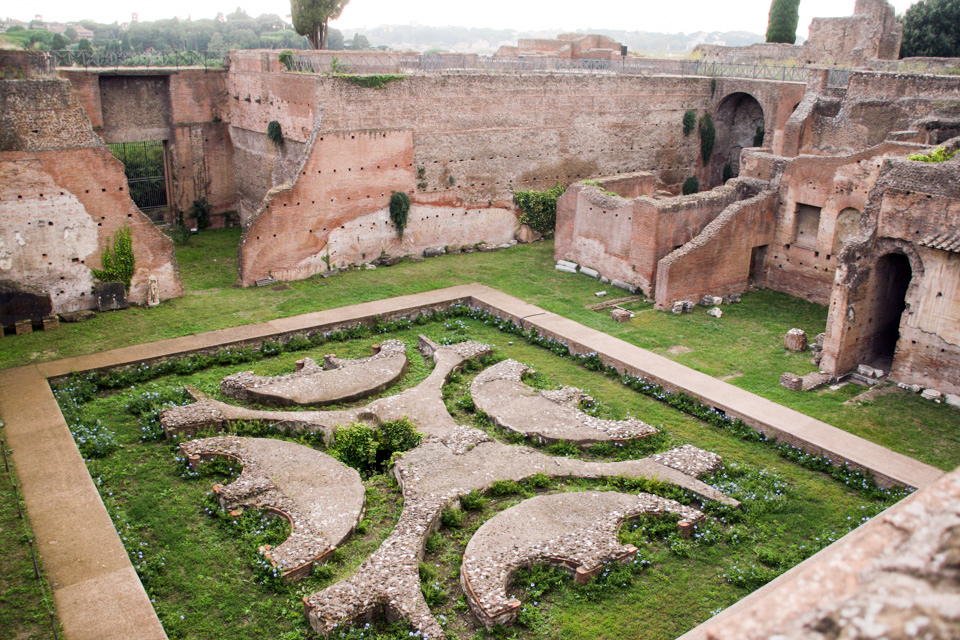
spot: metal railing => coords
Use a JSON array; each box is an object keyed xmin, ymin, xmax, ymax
[
  {"xmin": 826, "ymin": 68, "xmax": 852, "ymax": 88},
  {"xmin": 51, "ymin": 49, "xmax": 811, "ymax": 83},
  {"xmin": 285, "ymin": 53, "xmax": 811, "ymax": 82},
  {"xmin": 52, "ymin": 50, "xmax": 226, "ymax": 69}
]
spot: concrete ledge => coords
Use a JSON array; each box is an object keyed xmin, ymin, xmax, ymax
[{"xmin": 0, "ymin": 283, "xmax": 943, "ymax": 640}]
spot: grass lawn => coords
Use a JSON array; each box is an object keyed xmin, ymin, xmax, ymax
[
  {"xmin": 51, "ymin": 318, "xmax": 904, "ymax": 640},
  {"xmin": 4, "ymin": 228, "xmax": 957, "ymax": 471}
]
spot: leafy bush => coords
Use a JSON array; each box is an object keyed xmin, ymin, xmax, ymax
[
  {"xmin": 338, "ymin": 74, "xmax": 404, "ymax": 89},
  {"xmin": 459, "ymin": 491, "xmax": 488, "ymax": 511},
  {"xmin": 278, "ymin": 49, "xmax": 294, "ymax": 70},
  {"xmin": 682, "ymin": 110, "xmax": 697, "ymax": 136},
  {"xmin": 699, "ymin": 114, "xmax": 716, "ymax": 164},
  {"xmin": 189, "ymin": 197, "xmax": 211, "ymax": 230},
  {"xmin": 267, "ymin": 120, "xmax": 283, "ymax": 145},
  {"xmin": 440, "ymin": 506, "xmax": 465, "ymax": 528},
  {"xmin": 514, "ymin": 183, "xmax": 566, "ymax": 235},
  {"xmin": 907, "ymin": 146, "xmax": 958, "ymax": 163},
  {"xmin": 489, "ymin": 480, "xmax": 523, "ymax": 496},
  {"xmin": 389, "ymin": 191, "xmax": 411, "ymax": 238},
  {"xmin": 682, "ymin": 176, "xmax": 700, "ymax": 195},
  {"xmin": 900, "ymin": 0, "xmax": 960, "ymax": 58},
  {"xmin": 91, "ymin": 224, "xmax": 135, "ymax": 289},
  {"xmin": 330, "ymin": 418, "xmax": 422, "ymax": 477}
]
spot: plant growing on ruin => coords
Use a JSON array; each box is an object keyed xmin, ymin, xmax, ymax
[
  {"xmin": 699, "ymin": 114, "xmax": 716, "ymax": 163},
  {"xmin": 291, "ymin": 0, "xmax": 350, "ymax": 49},
  {"xmin": 338, "ymin": 74, "xmax": 404, "ymax": 89},
  {"xmin": 682, "ymin": 176, "xmax": 700, "ymax": 195},
  {"xmin": 278, "ymin": 50, "xmax": 294, "ymax": 71},
  {"xmin": 189, "ymin": 197, "xmax": 211, "ymax": 230},
  {"xmin": 92, "ymin": 224, "xmax": 135, "ymax": 290},
  {"xmin": 907, "ymin": 146, "xmax": 958, "ymax": 162},
  {"xmin": 766, "ymin": 0, "xmax": 801, "ymax": 44},
  {"xmin": 389, "ymin": 190, "xmax": 411, "ymax": 238},
  {"xmin": 267, "ymin": 120, "xmax": 284, "ymax": 145},
  {"xmin": 722, "ymin": 163, "xmax": 734, "ymax": 183},
  {"xmin": 683, "ymin": 110, "xmax": 697, "ymax": 136},
  {"xmin": 330, "ymin": 418, "xmax": 421, "ymax": 477},
  {"xmin": 514, "ymin": 183, "xmax": 566, "ymax": 235}
]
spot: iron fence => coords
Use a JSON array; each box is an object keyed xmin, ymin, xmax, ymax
[
  {"xmin": 108, "ymin": 141, "xmax": 169, "ymax": 223},
  {"xmin": 826, "ymin": 68, "xmax": 852, "ymax": 88},
  {"xmin": 52, "ymin": 50, "xmax": 226, "ymax": 69}
]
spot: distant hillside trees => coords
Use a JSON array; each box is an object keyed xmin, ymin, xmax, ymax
[
  {"xmin": 900, "ymin": 0, "xmax": 960, "ymax": 58},
  {"xmin": 766, "ymin": 0, "xmax": 801, "ymax": 44}
]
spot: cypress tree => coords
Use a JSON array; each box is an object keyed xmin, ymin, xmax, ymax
[{"xmin": 766, "ymin": 0, "xmax": 801, "ymax": 44}]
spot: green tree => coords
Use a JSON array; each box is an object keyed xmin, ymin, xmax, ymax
[
  {"xmin": 349, "ymin": 33, "xmax": 370, "ymax": 50},
  {"xmin": 64, "ymin": 27, "xmax": 77, "ymax": 42},
  {"xmin": 291, "ymin": 0, "xmax": 350, "ymax": 49},
  {"xmin": 766, "ymin": 0, "xmax": 801, "ymax": 44},
  {"xmin": 900, "ymin": 0, "xmax": 960, "ymax": 58},
  {"xmin": 51, "ymin": 33, "xmax": 68, "ymax": 50},
  {"xmin": 77, "ymin": 39, "xmax": 93, "ymax": 53}
]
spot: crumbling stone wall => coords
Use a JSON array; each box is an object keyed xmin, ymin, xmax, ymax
[
  {"xmin": 555, "ymin": 177, "xmax": 762, "ymax": 294},
  {"xmin": 654, "ymin": 185, "xmax": 777, "ymax": 308},
  {"xmin": 61, "ymin": 69, "xmax": 235, "ymax": 226},
  {"xmin": 759, "ymin": 142, "xmax": 923, "ymax": 305},
  {"xmin": 0, "ymin": 77, "xmax": 183, "ymax": 311},
  {"xmin": 820, "ymin": 150, "xmax": 960, "ymax": 395}
]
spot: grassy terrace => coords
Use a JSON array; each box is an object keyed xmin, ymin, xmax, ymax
[
  {"xmin": 4, "ymin": 228, "xmax": 958, "ymax": 471},
  {"xmin": 0, "ymin": 228, "xmax": 957, "ymax": 640}
]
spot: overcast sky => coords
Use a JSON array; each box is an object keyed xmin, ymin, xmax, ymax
[{"xmin": 11, "ymin": 0, "xmax": 918, "ymax": 38}]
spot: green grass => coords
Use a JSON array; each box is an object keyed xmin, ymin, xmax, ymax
[
  {"xmin": 2, "ymin": 229, "xmax": 956, "ymax": 470},
  {"xmin": 49, "ymin": 317, "xmax": 906, "ymax": 639},
  {"xmin": 0, "ymin": 431, "xmax": 57, "ymax": 640}
]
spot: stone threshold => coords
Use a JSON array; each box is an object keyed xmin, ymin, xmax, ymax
[{"xmin": 0, "ymin": 283, "xmax": 942, "ymax": 640}]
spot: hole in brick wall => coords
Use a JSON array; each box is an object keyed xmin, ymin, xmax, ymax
[
  {"xmin": 48, "ymin": 221, "xmax": 53, "ymax": 225},
  {"xmin": 17, "ymin": 195, "xmax": 22, "ymax": 199}
]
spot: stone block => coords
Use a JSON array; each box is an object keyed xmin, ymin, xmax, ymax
[
  {"xmin": 611, "ymin": 279, "xmax": 637, "ymax": 293},
  {"xmin": 515, "ymin": 224, "xmax": 542, "ymax": 244},
  {"xmin": 858, "ymin": 364, "xmax": 878, "ymax": 378},
  {"xmin": 42, "ymin": 315, "xmax": 59, "ymax": 331},
  {"xmin": 595, "ymin": 291, "xmax": 607, "ymax": 297},
  {"xmin": 722, "ymin": 293, "xmax": 741, "ymax": 304},
  {"xmin": 897, "ymin": 382, "xmax": 922, "ymax": 393},
  {"xmin": 556, "ymin": 259, "xmax": 578, "ymax": 270},
  {"xmin": 780, "ymin": 372, "xmax": 803, "ymax": 391},
  {"xmin": 407, "ymin": 255, "xmax": 425, "ymax": 263},
  {"xmin": 785, "ymin": 328, "xmax": 808, "ymax": 351},
  {"xmin": 497, "ymin": 243, "xmax": 512, "ymax": 250},
  {"xmin": 321, "ymin": 269, "xmax": 340, "ymax": 278},
  {"xmin": 610, "ymin": 308, "xmax": 633, "ymax": 322},
  {"xmin": 477, "ymin": 244, "xmax": 498, "ymax": 252},
  {"xmin": 555, "ymin": 264, "xmax": 577, "ymax": 274},
  {"xmin": 14, "ymin": 319, "xmax": 33, "ymax": 335},
  {"xmin": 681, "ymin": 301, "xmax": 696, "ymax": 312},
  {"xmin": 460, "ymin": 245, "xmax": 475, "ymax": 254},
  {"xmin": 599, "ymin": 276, "xmax": 610, "ymax": 285},
  {"xmin": 378, "ymin": 256, "xmax": 402, "ymax": 266},
  {"xmin": 801, "ymin": 372, "xmax": 832, "ymax": 391},
  {"xmin": 946, "ymin": 394, "xmax": 960, "ymax": 408},
  {"xmin": 700, "ymin": 295, "xmax": 714, "ymax": 307},
  {"xmin": 815, "ymin": 332, "xmax": 826, "ymax": 348},
  {"xmin": 59, "ymin": 309, "xmax": 96, "ymax": 323},
  {"xmin": 96, "ymin": 282, "xmax": 128, "ymax": 311},
  {"xmin": 423, "ymin": 247, "xmax": 445, "ymax": 258},
  {"xmin": 579, "ymin": 267, "xmax": 600, "ymax": 279},
  {"xmin": 707, "ymin": 307, "xmax": 722, "ymax": 318},
  {"xmin": 921, "ymin": 389, "xmax": 942, "ymax": 402},
  {"xmin": 0, "ymin": 279, "xmax": 52, "ymax": 326},
  {"xmin": 672, "ymin": 301, "xmax": 685, "ymax": 314}
]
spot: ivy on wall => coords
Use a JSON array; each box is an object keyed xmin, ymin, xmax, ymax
[
  {"xmin": 390, "ymin": 191, "xmax": 411, "ymax": 238},
  {"xmin": 514, "ymin": 183, "xmax": 566, "ymax": 235},
  {"xmin": 267, "ymin": 120, "xmax": 283, "ymax": 145},
  {"xmin": 699, "ymin": 114, "xmax": 716, "ymax": 164}
]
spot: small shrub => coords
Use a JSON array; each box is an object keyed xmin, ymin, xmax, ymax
[
  {"xmin": 440, "ymin": 506, "xmax": 465, "ymax": 528},
  {"xmin": 330, "ymin": 418, "xmax": 422, "ymax": 477},
  {"xmin": 189, "ymin": 197, "xmax": 211, "ymax": 230},
  {"xmin": 338, "ymin": 74, "xmax": 404, "ymax": 89},
  {"xmin": 489, "ymin": 480, "xmax": 522, "ymax": 496},
  {"xmin": 460, "ymin": 491, "xmax": 488, "ymax": 511},
  {"xmin": 91, "ymin": 224, "xmax": 135, "ymax": 290},
  {"xmin": 514, "ymin": 183, "xmax": 565, "ymax": 235},
  {"xmin": 389, "ymin": 191, "xmax": 411, "ymax": 238},
  {"xmin": 682, "ymin": 110, "xmax": 697, "ymax": 136},
  {"xmin": 523, "ymin": 472, "xmax": 551, "ymax": 488},
  {"xmin": 267, "ymin": 120, "xmax": 283, "ymax": 145},
  {"xmin": 907, "ymin": 146, "xmax": 958, "ymax": 162},
  {"xmin": 699, "ymin": 114, "xmax": 716, "ymax": 163},
  {"xmin": 278, "ymin": 49, "xmax": 294, "ymax": 71},
  {"xmin": 682, "ymin": 176, "xmax": 700, "ymax": 195}
]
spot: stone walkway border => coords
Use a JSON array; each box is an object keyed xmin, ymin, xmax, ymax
[{"xmin": 0, "ymin": 283, "xmax": 943, "ymax": 640}]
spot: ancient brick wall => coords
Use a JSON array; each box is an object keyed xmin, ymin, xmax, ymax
[
  {"xmin": 0, "ymin": 78, "xmax": 183, "ymax": 312},
  {"xmin": 654, "ymin": 188, "xmax": 778, "ymax": 308},
  {"xmin": 820, "ymin": 153, "xmax": 960, "ymax": 395},
  {"xmin": 60, "ymin": 69, "xmax": 234, "ymax": 220},
  {"xmin": 763, "ymin": 142, "xmax": 923, "ymax": 305},
  {"xmin": 555, "ymin": 177, "xmax": 752, "ymax": 295}
]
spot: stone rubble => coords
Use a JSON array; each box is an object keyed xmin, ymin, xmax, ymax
[
  {"xmin": 179, "ymin": 436, "xmax": 364, "ymax": 580},
  {"xmin": 780, "ymin": 372, "xmax": 803, "ymax": 391},
  {"xmin": 220, "ymin": 339, "xmax": 408, "ymax": 407},
  {"xmin": 707, "ymin": 307, "xmax": 723, "ymax": 318},
  {"xmin": 461, "ymin": 491, "xmax": 704, "ymax": 628},
  {"xmin": 610, "ymin": 308, "xmax": 633, "ymax": 322},
  {"xmin": 785, "ymin": 328, "xmax": 808, "ymax": 352},
  {"xmin": 471, "ymin": 359, "xmax": 659, "ymax": 444}
]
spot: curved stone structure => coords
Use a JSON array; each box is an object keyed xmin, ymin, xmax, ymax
[
  {"xmin": 178, "ymin": 436, "xmax": 365, "ymax": 581},
  {"xmin": 460, "ymin": 491, "xmax": 704, "ymax": 628},
  {"xmin": 220, "ymin": 339, "xmax": 407, "ymax": 407},
  {"xmin": 471, "ymin": 359, "xmax": 658, "ymax": 444}
]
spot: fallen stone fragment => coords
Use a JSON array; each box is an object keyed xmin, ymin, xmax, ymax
[
  {"xmin": 921, "ymin": 389, "xmax": 942, "ymax": 402},
  {"xmin": 595, "ymin": 291, "xmax": 607, "ymax": 297},
  {"xmin": 785, "ymin": 328, "xmax": 808, "ymax": 352},
  {"xmin": 780, "ymin": 372, "xmax": 803, "ymax": 391},
  {"xmin": 611, "ymin": 308, "xmax": 633, "ymax": 322},
  {"xmin": 515, "ymin": 224, "xmax": 542, "ymax": 244},
  {"xmin": 423, "ymin": 247, "xmax": 445, "ymax": 258},
  {"xmin": 707, "ymin": 307, "xmax": 723, "ymax": 318},
  {"xmin": 946, "ymin": 394, "xmax": 960, "ymax": 408},
  {"xmin": 611, "ymin": 279, "xmax": 638, "ymax": 293},
  {"xmin": 556, "ymin": 259, "xmax": 578, "ymax": 270},
  {"xmin": 555, "ymin": 264, "xmax": 577, "ymax": 274},
  {"xmin": 59, "ymin": 309, "xmax": 96, "ymax": 323},
  {"xmin": 580, "ymin": 266, "xmax": 600, "ymax": 278},
  {"xmin": 801, "ymin": 372, "xmax": 832, "ymax": 391}
]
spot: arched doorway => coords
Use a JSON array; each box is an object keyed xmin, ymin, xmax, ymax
[
  {"xmin": 864, "ymin": 253, "xmax": 912, "ymax": 368},
  {"xmin": 712, "ymin": 92, "xmax": 765, "ymax": 185}
]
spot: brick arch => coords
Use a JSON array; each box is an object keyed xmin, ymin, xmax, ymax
[{"xmin": 710, "ymin": 92, "xmax": 765, "ymax": 186}]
